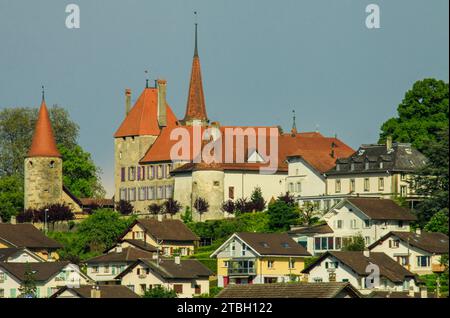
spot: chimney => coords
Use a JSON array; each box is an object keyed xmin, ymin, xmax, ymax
[
  {"xmin": 420, "ymin": 286, "xmax": 428, "ymax": 298},
  {"xmin": 115, "ymin": 244, "xmax": 123, "ymax": 254},
  {"xmin": 175, "ymin": 255, "xmax": 181, "ymax": 265},
  {"xmin": 408, "ymin": 286, "xmax": 415, "ymax": 298},
  {"xmin": 125, "ymin": 89, "xmax": 132, "ymax": 116},
  {"xmin": 386, "ymin": 136, "xmax": 393, "ymax": 151},
  {"xmin": 91, "ymin": 286, "xmax": 101, "ymax": 298},
  {"xmin": 157, "ymin": 79, "xmax": 167, "ymax": 127}
]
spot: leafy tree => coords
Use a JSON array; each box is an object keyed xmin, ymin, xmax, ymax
[
  {"xmin": 267, "ymin": 200, "xmax": 299, "ymax": 231},
  {"xmin": 424, "ymin": 210, "xmax": 449, "ymax": 235},
  {"xmin": 18, "ymin": 265, "xmax": 37, "ymax": 298},
  {"xmin": 16, "ymin": 209, "xmax": 35, "ymax": 223},
  {"xmin": 277, "ymin": 192, "xmax": 296, "ymax": 206},
  {"xmin": 59, "ymin": 145, "xmax": 105, "ymax": 198},
  {"xmin": 163, "ymin": 198, "xmax": 182, "ymax": 218},
  {"xmin": 379, "ymin": 78, "xmax": 449, "ymax": 153},
  {"xmin": 250, "ymin": 186, "xmax": 266, "ymax": 212},
  {"xmin": 117, "ymin": 200, "xmax": 134, "ymax": 215},
  {"xmin": 0, "ymin": 175, "xmax": 23, "ymax": 222},
  {"xmin": 147, "ymin": 203, "xmax": 162, "ymax": 216},
  {"xmin": 298, "ymin": 202, "xmax": 321, "ymax": 226},
  {"xmin": 142, "ymin": 286, "xmax": 177, "ymax": 298},
  {"xmin": 235, "ymin": 198, "xmax": 253, "ymax": 214},
  {"xmin": 181, "ymin": 207, "xmax": 193, "ymax": 224},
  {"xmin": 194, "ymin": 197, "xmax": 209, "ymax": 221},
  {"xmin": 411, "ymin": 128, "xmax": 449, "ymax": 229},
  {"xmin": 342, "ymin": 235, "xmax": 366, "ymax": 251},
  {"xmin": 221, "ymin": 200, "xmax": 235, "ymax": 214}
]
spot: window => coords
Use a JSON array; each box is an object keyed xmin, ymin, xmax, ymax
[
  {"xmin": 400, "ymin": 173, "xmax": 407, "ymax": 181},
  {"xmin": 400, "ymin": 185, "xmax": 407, "ymax": 197},
  {"xmin": 335, "ymin": 179, "xmax": 341, "ymax": 193},
  {"xmin": 10, "ymin": 288, "xmax": 16, "ymax": 298},
  {"xmin": 242, "ymin": 244, "xmax": 247, "ymax": 256},
  {"xmin": 397, "ymin": 256, "xmax": 409, "ymax": 266},
  {"xmin": 120, "ymin": 188, "xmax": 127, "ymax": 201},
  {"xmin": 364, "ymin": 178, "xmax": 370, "ymax": 192},
  {"xmin": 314, "ymin": 237, "xmax": 321, "ymax": 251},
  {"xmin": 223, "ymin": 261, "xmax": 230, "ymax": 268},
  {"xmin": 49, "ymin": 160, "xmax": 55, "ymax": 168},
  {"xmin": 267, "ymin": 260, "xmax": 274, "ymax": 269},
  {"xmin": 194, "ymin": 285, "xmax": 201, "ymax": 294},
  {"xmin": 213, "ymin": 181, "xmax": 220, "ymax": 187},
  {"xmin": 328, "ymin": 237, "xmax": 334, "ymax": 250},
  {"xmin": 228, "ymin": 187, "xmax": 235, "ymax": 199},
  {"xmin": 158, "ymin": 165, "xmax": 164, "ymax": 179},
  {"xmin": 365, "ymin": 236, "xmax": 370, "ymax": 245},
  {"xmin": 128, "ymin": 188, "xmax": 136, "ymax": 201},
  {"xmin": 137, "ymin": 166, "xmax": 141, "ymax": 180},
  {"xmin": 321, "ymin": 237, "xmax": 328, "ymax": 250},
  {"xmin": 128, "ymin": 167, "xmax": 136, "ymax": 181},
  {"xmin": 335, "ymin": 237, "xmax": 342, "ymax": 250},
  {"xmin": 378, "ymin": 178, "xmax": 384, "ymax": 191},
  {"xmin": 288, "ymin": 183, "xmax": 294, "ymax": 193},
  {"xmin": 157, "ymin": 186, "xmax": 164, "ymax": 199},
  {"xmin": 173, "ymin": 284, "xmax": 183, "ymax": 294},
  {"xmin": 149, "ymin": 166, "xmax": 155, "ymax": 180},
  {"xmin": 296, "ymin": 182, "xmax": 302, "ymax": 193},
  {"xmin": 0, "ymin": 289, "xmax": 4, "ymax": 298},
  {"xmin": 350, "ymin": 219, "xmax": 357, "ymax": 229},
  {"xmin": 364, "ymin": 220, "xmax": 370, "ymax": 228},
  {"xmin": 289, "ymin": 259, "xmax": 295, "ymax": 269},
  {"xmin": 121, "ymin": 167, "xmax": 126, "ymax": 182},
  {"xmin": 389, "ymin": 239, "xmax": 400, "ymax": 248},
  {"xmin": 350, "ymin": 179, "xmax": 355, "ymax": 192},
  {"xmin": 417, "ymin": 256, "xmax": 430, "ymax": 268},
  {"xmin": 104, "ymin": 265, "xmax": 110, "ymax": 273},
  {"xmin": 148, "ymin": 187, "xmax": 155, "ymax": 200},
  {"xmin": 140, "ymin": 284, "xmax": 147, "ymax": 293},
  {"xmin": 336, "ymin": 164, "xmax": 340, "ymax": 171},
  {"xmin": 379, "ymin": 161, "xmax": 384, "ymax": 169},
  {"xmin": 0, "ymin": 272, "xmax": 5, "ymax": 282},
  {"xmin": 91, "ymin": 266, "xmax": 99, "ymax": 273},
  {"xmin": 313, "ymin": 278, "xmax": 323, "ymax": 283},
  {"xmin": 167, "ymin": 164, "xmax": 172, "ymax": 177},
  {"xmin": 138, "ymin": 187, "xmax": 147, "ymax": 201},
  {"xmin": 398, "ymin": 221, "xmax": 404, "ymax": 228},
  {"xmin": 336, "ymin": 220, "xmax": 343, "ymax": 229},
  {"xmin": 165, "ymin": 185, "xmax": 173, "ymax": 199}
]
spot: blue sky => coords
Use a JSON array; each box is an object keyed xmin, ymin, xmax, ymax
[{"xmin": 0, "ymin": 0, "xmax": 448, "ymax": 196}]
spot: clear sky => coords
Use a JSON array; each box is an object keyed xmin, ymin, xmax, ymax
[{"xmin": 0, "ymin": 0, "xmax": 448, "ymax": 197}]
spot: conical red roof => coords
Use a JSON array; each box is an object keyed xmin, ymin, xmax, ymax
[
  {"xmin": 27, "ymin": 100, "xmax": 61, "ymax": 158},
  {"xmin": 183, "ymin": 55, "xmax": 208, "ymax": 123}
]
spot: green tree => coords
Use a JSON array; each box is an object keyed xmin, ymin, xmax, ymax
[
  {"xmin": 116, "ymin": 200, "xmax": 134, "ymax": 215},
  {"xmin": 267, "ymin": 200, "xmax": 299, "ymax": 231},
  {"xmin": 411, "ymin": 128, "xmax": 449, "ymax": 229},
  {"xmin": 18, "ymin": 265, "xmax": 37, "ymax": 298},
  {"xmin": 424, "ymin": 210, "xmax": 449, "ymax": 235},
  {"xmin": 163, "ymin": 198, "xmax": 182, "ymax": 218},
  {"xmin": 379, "ymin": 78, "xmax": 449, "ymax": 153},
  {"xmin": 181, "ymin": 207, "xmax": 193, "ymax": 224},
  {"xmin": 142, "ymin": 286, "xmax": 177, "ymax": 298},
  {"xmin": 59, "ymin": 145, "xmax": 105, "ymax": 198},
  {"xmin": 250, "ymin": 186, "xmax": 266, "ymax": 212},
  {"xmin": 298, "ymin": 202, "xmax": 321, "ymax": 226},
  {"xmin": 0, "ymin": 175, "xmax": 23, "ymax": 222},
  {"xmin": 342, "ymin": 235, "xmax": 366, "ymax": 251},
  {"xmin": 194, "ymin": 197, "xmax": 209, "ymax": 221}
]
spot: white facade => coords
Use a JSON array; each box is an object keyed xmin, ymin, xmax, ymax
[{"xmin": 286, "ymin": 157, "xmax": 326, "ymax": 199}]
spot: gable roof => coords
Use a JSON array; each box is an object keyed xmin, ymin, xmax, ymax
[
  {"xmin": 344, "ymin": 198, "xmax": 417, "ymax": 221},
  {"xmin": 119, "ymin": 239, "xmax": 158, "ymax": 253},
  {"xmin": 50, "ymin": 285, "xmax": 139, "ymax": 298},
  {"xmin": 85, "ymin": 247, "xmax": 154, "ymax": 264},
  {"xmin": 121, "ymin": 219, "xmax": 199, "ymax": 242},
  {"xmin": 114, "ymin": 87, "xmax": 178, "ymax": 138},
  {"xmin": 217, "ymin": 282, "xmax": 362, "ymax": 298},
  {"xmin": 302, "ymin": 251, "xmax": 417, "ymax": 283},
  {"xmin": 0, "ymin": 261, "xmax": 70, "ymax": 282},
  {"xmin": 116, "ymin": 258, "xmax": 213, "ymax": 280},
  {"xmin": 211, "ymin": 232, "xmax": 310, "ymax": 258},
  {"xmin": 369, "ymin": 231, "xmax": 449, "ymax": 254},
  {"xmin": 0, "ymin": 223, "xmax": 63, "ymax": 249},
  {"xmin": 0, "ymin": 247, "xmax": 45, "ymax": 262}
]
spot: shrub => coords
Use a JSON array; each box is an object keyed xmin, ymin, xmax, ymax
[
  {"xmin": 142, "ymin": 286, "xmax": 177, "ymax": 298},
  {"xmin": 116, "ymin": 200, "xmax": 134, "ymax": 215}
]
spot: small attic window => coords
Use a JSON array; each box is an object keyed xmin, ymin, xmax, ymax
[
  {"xmin": 260, "ymin": 242, "xmax": 270, "ymax": 248},
  {"xmin": 379, "ymin": 161, "xmax": 384, "ymax": 169},
  {"xmin": 49, "ymin": 161, "xmax": 55, "ymax": 168},
  {"xmin": 351, "ymin": 163, "xmax": 355, "ymax": 171},
  {"xmin": 365, "ymin": 161, "xmax": 369, "ymax": 170},
  {"xmin": 281, "ymin": 242, "xmax": 291, "ymax": 248},
  {"xmin": 336, "ymin": 164, "xmax": 340, "ymax": 171},
  {"xmin": 29, "ymin": 161, "xmax": 33, "ymax": 168}
]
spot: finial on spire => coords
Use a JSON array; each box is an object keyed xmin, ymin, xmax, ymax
[
  {"xmin": 194, "ymin": 11, "xmax": 199, "ymax": 57},
  {"xmin": 41, "ymin": 85, "xmax": 45, "ymax": 101},
  {"xmin": 145, "ymin": 70, "xmax": 149, "ymax": 88},
  {"xmin": 291, "ymin": 109, "xmax": 297, "ymax": 135}
]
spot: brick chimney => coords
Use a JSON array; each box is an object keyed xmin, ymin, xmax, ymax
[
  {"xmin": 157, "ymin": 79, "xmax": 167, "ymax": 127},
  {"xmin": 125, "ymin": 89, "xmax": 132, "ymax": 116},
  {"xmin": 386, "ymin": 136, "xmax": 393, "ymax": 151}
]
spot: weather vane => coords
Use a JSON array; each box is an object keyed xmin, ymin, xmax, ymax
[{"xmin": 145, "ymin": 70, "xmax": 149, "ymax": 88}]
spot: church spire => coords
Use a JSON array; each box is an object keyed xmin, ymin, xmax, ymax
[
  {"xmin": 291, "ymin": 109, "xmax": 298, "ymax": 135},
  {"xmin": 27, "ymin": 91, "xmax": 61, "ymax": 158},
  {"xmin": 183, "ymin": 16, "xmax": 208, "ymax": 125}
]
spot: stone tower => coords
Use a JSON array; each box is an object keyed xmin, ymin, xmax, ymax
[{"xmin": 24, "ymin": 97, "xmax": 63, "ymax": 210}]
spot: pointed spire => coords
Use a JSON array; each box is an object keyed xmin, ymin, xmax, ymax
[
  {"xmin": 183, "ymin": 17, "xmax": 208, "ymax": 125},
  {"xmin": 27, "ymin": 92, "xmax": 61, "ymax": 158},
  {"xmin": 291, "ymin": 109, "xmax": 297, "ymax": 135}
]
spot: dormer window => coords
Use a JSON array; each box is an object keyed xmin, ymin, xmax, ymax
[
  {"xmin": 350, "ymin": 163, "xmax": 355, "ymax": 171},
  {"xmin": 379, "ymin": 161, "xmax": 384, "ymax": 169},
  {"xmin": 336, "ymin": 164, "xmax": 340, "ymax": 171}
]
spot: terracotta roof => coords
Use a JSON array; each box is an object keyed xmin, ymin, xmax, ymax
[
  {"xmin": 114, "ymin": 87, "xmax": 178, "ymax": 138},
  {"xmin": 121, "ymin": 219, "xmax": 199, "ymax": 242},
  {"xmin": 0, "ymin": 223, "xmax": 62, "ymax": 249},
  {"xmin": 116, "ymin": 258, "xmax": 213, "ymax": 280},
  {"xmin": 119, "ymin": 239, "xmax": 158, "ymax": 253},
  {"xmin": 288, "ymin": 223, "xmax": 334, "ymax": 235},
  {"xmin": 0, "ymin": 261, "xmax": 70, "ymax": 282},
  {"xmin": 27, "ymin": 99, "xmax": 61, "ymax": 158},
  {"xmin": 303, "ymin": 251, "xmax": 417, "ymax": 283},
  {"xmin": 369, "ymin": 231, "xmax": 449, "ymax": 254},
  {"xmin": 50, "ymin": 285, "xmax": 139, "ymax": 298},
  {"xmin": 236, "ymin": 232, "xmax": 311, "ymax": 256},
  {"xmin": 183, "ymin": 54, "xmax": 208, "ymax": 123},
  {"xmin": 85, "ymin": 247, "xmax": 154, "ymax": 264},
  {"xmin": 217, "ymin": 282, "xmax": 362, "ymax": 298},
  {"xmin": 346, "ymin": 198, "xmax": 417, "ymax": 221}
]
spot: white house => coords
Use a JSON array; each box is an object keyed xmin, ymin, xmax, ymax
[
  {"xmin": 0, "ymin": 248, "xmax": 45, "ymax": 263},
  {"xmin": 289, "ymin": 197, "xmax": 416, "ymax": 255},
  {"xmin": 369, "ymin": 230, "xmax": 449, "ymax": 275},
  {"xmin": 302, "ymin": 251, "xmax": 420, "ymax": 295}
]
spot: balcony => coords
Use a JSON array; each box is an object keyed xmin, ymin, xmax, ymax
[
  {"xmin": 432, "ymin": 264, "xmax": 446, "ymax": 273},
  {"xmin": 228, "ymin": 267, "xmax": 256, "ymax": 276}
]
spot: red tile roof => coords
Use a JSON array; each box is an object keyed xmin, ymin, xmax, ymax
[
  {"xmin": 114, "ymin": 87, "xmax": 178, "ymax": 138},
  {"xmin": 183, "ymin": 55, "xmax": 208, "ymax": 123},
  {"xmin": 27, "ymin": 99, "xmax": 61, "ymax": 158}
]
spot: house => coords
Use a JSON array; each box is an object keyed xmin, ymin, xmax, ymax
[
  {"xmin": 0, "ymin": 248, "xmax": 45, "ymax": 263},
  {"xmin": 302, "ymin": 251, "xmax": 420, "ymax": 295},
  {"xmin": 325, "ymin": 140, "xmax": 427, "ymax": 208},
  {"xmin": 0, "ymin": 261, "xmax": 92, "ymax": 298},
  {"xmin": 216, "ymin": 282, "xmax": 362, "ymax": 298},
  {"xmin": 369, "ymin": 230, "xmax": 449, "ymax": 275},
  {"xmin": 0, "ymin": 223, "xmax": 63, "ymax": 261},
  {"xmin": 210, "ymin": 232, "xmax": 311, "ymax": 287},
  {"xmin": 85, "ymin": 245, "xmax": 155, "ymax": 283},
  {"xmin": 115, "ymin": 257, "xmax": 212, "ymax": 298},
  {"xmin": 118, "ymin": 218, "xmax": 199, "ymax": 256},
  {"xmin": 50, "ymin": 285, "xmax": 139, "ymax": 298},
  {"xmin": 289, "ymin": 197, "xmax": 416, "ymax": 255}
]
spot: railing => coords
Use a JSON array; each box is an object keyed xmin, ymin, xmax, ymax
[
  {"xmin": 432, "ymin": 264, "xmax": 446, "ymax": 273},
  {"xmin": 228, "ymin": 268, "xmax": 257, "ymax": 276}
]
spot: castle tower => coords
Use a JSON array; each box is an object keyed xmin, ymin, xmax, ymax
[
  {"xmin": 24, "ymin": 95, "xmax": 63, "ymax": 210},
  {"xmin": 181, "ymin": 22, "xmax": 209, "ymax": 126}
]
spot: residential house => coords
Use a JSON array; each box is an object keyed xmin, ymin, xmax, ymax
[
  {"xmin": 210, "ymin": 232, "xmax": 311, "ymax": 288},
  {"xmin": 369, "ymin": 230, "xmax": 449, "ymax": 275},
  {"xmin": 0, "ymin": 262, "xmax": 92, "ymax": 298},
  {"xmin": 0, "ymin": 223, "xmax": 63, "ymax": 261},
  {"xmin": 216, "ymin": 282, "xmax": 362, "ymax": 298},
  {"xmin": 50, "ymin": 285, "xmax": 139, "ymax": 298},
  {"xmin": 85, "ymin": 245, "xmax": 155, "ymax": 283},
  {"xmin": 302, "ymin": 251, "xmax": 420, "ymax": 295},
  {"xmin": 118, "ymin": 218, "xmax": 199, "ymax": 256},
  {"xmin": 0, "ymin": 248, "xmax": 45, "ymax": 263},
  {"xmin": 116, "ymin": 257, "xmax": 212, "ymax": 298},
  {"xmin": 289, "ymin": 197, "xmax": 416, "ymax": 255}
]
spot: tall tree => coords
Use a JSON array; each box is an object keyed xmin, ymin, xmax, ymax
[
  {"xmin": 193, "ymin": 197, "xmax": 209, "ymax": 221},
  {"xmin": 379, "ymin": 78, "xmax": 449, "ymax": 154},
  {"xmin": 18, "ymin": 265, "xmax": 37, "ymax": 298},
  {"xmin": 0, "ymin": 175, "xmax": 23, "ymax": 222},
  {"xmin": 267, "ymin": 199, "xmax": 299, "ymax": 231},
  {"xmin": 163, "ymin": 198, "xmax": 182, "ymax": 218},
  {"xmin": 250, "ymin": 186, "xmax": 266, "ymax": 212}
]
